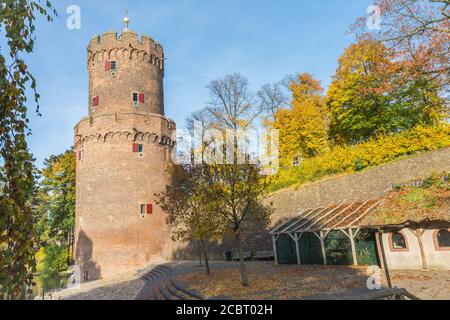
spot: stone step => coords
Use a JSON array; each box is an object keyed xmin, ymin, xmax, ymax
[
  {"xmin": 166, "ymin": 282, "xmax": 191, "ymax": 300},
  {"xmin": 140, "ymin": 264, "xmax": 205, "ymax": 301},
  {"xmin": 170, "ymin": 279, "xmax": 204, "ymax": 300}
]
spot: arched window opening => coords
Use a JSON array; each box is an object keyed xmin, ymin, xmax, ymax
[
  {"xmin": 436, "ymin": 229, "xmax": 450, "ymax": 249},
  {"xmin": 391, "ymin": 232, "xmax": 408, "ymax": 251}
]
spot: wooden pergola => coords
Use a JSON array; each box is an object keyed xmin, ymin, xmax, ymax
[{"xmin": 270, "ymin": 198, "xmax": 385, "ymax": 266}]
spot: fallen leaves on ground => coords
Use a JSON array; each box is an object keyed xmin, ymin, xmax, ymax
[{"xmin": 177, "ymin": 264, "xmax": 368, "ymax": 300}]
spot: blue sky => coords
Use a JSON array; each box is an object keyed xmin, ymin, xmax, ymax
[{"xmin": 25, "ymin": 0, "xmax": 374, "ymax": 166}]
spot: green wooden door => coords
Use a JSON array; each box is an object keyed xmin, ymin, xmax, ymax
[
  {"xmin": 299, "ymin": 232, "xmax": 324, "ymax": 265},
  {"xmin": 325, "ymin": 230, "xmax": 353, "ymax": 265},
  {"xmin": 276, "ymin": 234, "xmax": 297, "ymax": 264},
  {"xmin": 355, "ymin": 229, "xmax": 380, "ymax": 266}
]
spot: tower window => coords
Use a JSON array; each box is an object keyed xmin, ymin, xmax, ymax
[
  {"xmin": 105, "ymin": 61, "xmax": 116, "ymax": 72},
  {"xmin": 133, "ymin": 143, "xmax": 143, "ymax": 153},
  {"xmin": 132, "ymin": 92, "xmax": 145, "ymax": 106},
  {"xmin": 78, "ymin": 150, "xmax": 84, "ymax": 161},
  {"xmin": 140, "ymin": 203, "xmax": 153, "ymax": 216},
  {"xmin": 92, "ymin": 96, "xmax": 99, "ymax": 106},
  {"xmin": 292, "ymin": 156, "xmax": 303, "ymax": 167}
]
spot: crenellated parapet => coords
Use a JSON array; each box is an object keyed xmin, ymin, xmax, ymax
[
  {"xmin": 87, "ymin": 30, "xmax": 166, "ymax": 116},
  {"xmin": 87, "ymin": 31, "xmax": 164, "ymax": 71}
]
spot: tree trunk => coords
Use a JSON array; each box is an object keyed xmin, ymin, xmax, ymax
[
  {"xmin": 201, "ymin": 239, "xmax": 211, "ymax": 276},
  {"xmin": 236, "ymin": 235, "xmax": 249, "ymax": 287},
  {"xmin": 198, "ymin": 240, "xmax": 202, "ymax": 267}
]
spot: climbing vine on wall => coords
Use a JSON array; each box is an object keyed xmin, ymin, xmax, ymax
[{"xmin": 0, "ymin": 0, "xmax": 56, "ymax": 299}]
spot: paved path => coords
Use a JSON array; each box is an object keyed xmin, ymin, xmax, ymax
[
  {"xmin": 41, "ymin": 261, "xmax": 449, "ymax": 300},
  {"xmin": 41, "ymin": 262, "xmax": 202, "ymax": 300},
  {"xmin": 389, "ymin": 270, "xmax": 450, "ymax": 300},
  {"xmin": 41, "ymin": 265, "xmax": 154, "ymax": 300},
  {"xmin": 174, "ymin": 261, "xmax": 450, "ymax": 300}
]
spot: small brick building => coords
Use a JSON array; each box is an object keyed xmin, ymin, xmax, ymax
[{"xmin": 74, "ymin": 22, "xmax": 176, "ymax": 280}]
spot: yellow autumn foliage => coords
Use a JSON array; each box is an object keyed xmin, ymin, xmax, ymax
[
  {"xmin": 270, "ymin": 124, "xmax": 450, "ymax": 192},
  {"xmin": 273, "ymin": 73, "xmax": 329, "ymax": 166}
]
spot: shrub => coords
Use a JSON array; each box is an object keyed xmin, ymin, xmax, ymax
[
  {"xmin": 40, "ymin": 244, "xmax": 69, "ymax": 281},
  {"xmin": 270, "ymin": 125, "xmax": 450, "ymax": 192}
]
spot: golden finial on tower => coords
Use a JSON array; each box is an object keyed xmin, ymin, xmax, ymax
[{"xmin": 123, "ymin": 10, "xmax": 130, "ymax": 31}]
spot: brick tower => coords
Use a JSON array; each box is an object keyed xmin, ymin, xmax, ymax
[{"xmin": 74, "ymin": 18, "xmax": 175, "ymax": 280}]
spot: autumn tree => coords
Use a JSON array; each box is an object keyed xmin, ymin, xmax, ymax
[
  {"xmin": 273, "ymin": 73, "xmax": 329, "ymax": 166},
  {"xmin": 34, "ymin": 149, "xmax": 76, "ymax": 267},
  {"xmin": 184, "ymin": 108, "xmax": 218, "ymax": 164},
  {"xmin": 0, "ymin": 0, "xmax": 56, "ymax": 299},
  {"xmin": 155, "ymin": 164, "xmax": 219, "ymax": 275},
  {"xmin": 327, "ymin": 39, "xmax": 445, "ymax": 144},
  {"xmin": 257, "ymin": 74, "xmax": 295, "ymax": 123},
  {"xmin": 352, "ymin": 0, "xmax": 449, "ymax": 96},
  {"xmin": 208, "ymin": 162, "xmax": 272, "ymax": 287},
  {"xmin": 203, "ymin": 74, "xmax": 272, "ymax": 287}
]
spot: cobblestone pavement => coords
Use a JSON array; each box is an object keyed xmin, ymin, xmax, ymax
[
  {"xmin": 40, "ymin": 265, "xmax": 156, "ymax": 300},
  {"xmin": 41, "ymin": 261, "xmax": 449, "ymax": 300},
  {"xmin": 174, "ymin": 261, "xmax": 450, "ymax": 300}
]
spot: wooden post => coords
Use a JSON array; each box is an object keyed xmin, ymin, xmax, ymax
[
  {"xmin": 349, "ymin": 228, "xmax": 358, "ymax": 266},
  {"xmin": 319, "ymin": 231, "xmax": 327, "ymax": 266},
  {"xmin": 378, "ymin": 230, "xmax": 392, "ymax": 289},
  {"xmin": 295, "ymin": 233, "xmax": 301, "ymax": 265},
  {"xmin": 415, "ymin": 229, "xmax": 428, "ymax": 271},
  {"xmin": 375, "ymin": 231, "xmax": 385, "ymax": 269},
  {"xmin": 273, "ymin": 235, "xmax": 279, "ymax": 265}
]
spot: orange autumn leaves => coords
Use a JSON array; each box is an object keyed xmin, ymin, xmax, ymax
[{"xmin": 273, "ymin": 39, "xmax": 446, "ymax": 168}]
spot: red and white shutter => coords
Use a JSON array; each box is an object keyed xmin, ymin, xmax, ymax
[
  {"xmin": 132, "ymin": 143, "xmax": 139, "ymax": 153},
  {"xmin": 146, "ymin": 204, "xmax": 153, "ymax": 215},
  {"xmin": 104, "ymin": 61, "xmax": 111, "ymax": 71},
  {"xmin": 93, "ymin": 96, "xmax": 99, "ymax": 106},
  {"xmin": 139, "ymin": 93, "xmax": 145, "ymax": 103}
]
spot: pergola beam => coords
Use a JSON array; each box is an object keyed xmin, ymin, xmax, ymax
[
  {"xmin": 278, "ymin": 208, "xmax": 317, "ymax": 234},
  {"xmin": 291, "ymin": 207, "xmax": 329, "ymax": 233},
  {"xmin": 345, "ymin": 199, "xmax": 384, "ymax": 229},
  {"xmin": 302, "ymin": 203, "xmax": 347, "ymax": 233},
  {"xmin": 325, "ymin": 201, "xmax": 369, "ymax": 236},
  {"xmin": 316, "ymin": 203, "xmax": 355, "ymax": 233}
]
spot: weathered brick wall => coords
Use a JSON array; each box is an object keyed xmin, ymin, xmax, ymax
[
  {"xmin": 268, "ymin": 148, "xmax": 450, "ymax": 225},
  {"xmin": 74, "ymin": 30, "xmax": 175, "ymax": 280},
  {"xmin": 87, "ymin": 31, "xmax": 165, "ymax": 115}
]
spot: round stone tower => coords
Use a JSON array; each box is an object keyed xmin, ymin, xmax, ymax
[{"xmin": 74, "ymin": 21, "xmax": 175, "ymax": 280}]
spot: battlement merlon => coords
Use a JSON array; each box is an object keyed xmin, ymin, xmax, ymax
[{"xmin": 87, "ymin": 31, "xmax": 164, "ymax": 65}]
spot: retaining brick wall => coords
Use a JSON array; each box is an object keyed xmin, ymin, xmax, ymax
[{"xmin": 268, "ymin": 148, "xmax": 450, "ymax": 225}]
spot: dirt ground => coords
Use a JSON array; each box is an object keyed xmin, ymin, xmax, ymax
[{"xmin": 176, "ymin": 261, "xmax": 450, "ymax": 300}]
